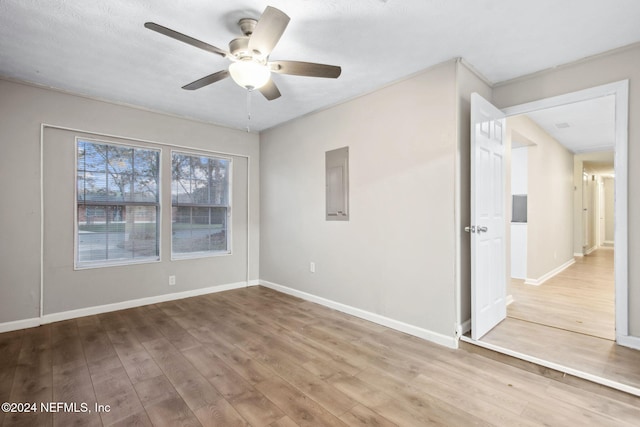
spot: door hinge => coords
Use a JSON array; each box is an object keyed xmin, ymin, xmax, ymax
[{"xmin": 464, "ymin": 226, "xmax": 475, "ymax": 233}]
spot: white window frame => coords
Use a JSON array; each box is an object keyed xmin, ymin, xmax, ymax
[
  {"xmin": 74, "ymin": 137, "xmax": 162, "ymax": 269},
  {"xmin": 170, "ymin": 149, "xmax": 233, "ymax": 260}
]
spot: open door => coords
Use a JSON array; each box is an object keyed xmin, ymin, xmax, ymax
[{"xmin": 470, "ymin": 93, "xmax": 507, "ymax": 340}]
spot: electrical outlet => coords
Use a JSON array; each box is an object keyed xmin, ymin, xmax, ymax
[
  {"xmin": 169, "ymin": 275, "xmax": 176, "ymax": 286},
  {"xmin": 309, "ymin": 262, "xmax": 316, "ymax": 273}
]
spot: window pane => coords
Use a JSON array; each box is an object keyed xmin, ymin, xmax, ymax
[
  {"xmin": 77, "ymin": 205, "xmax": 108, "ymax": 261},
  {"xmin": 133, "ymin": 177, "xmax": 159, "ymax": 203},
  {"xmin": 77, "ymin": 140, "xmax": 159, "ymax": 203},
  {"xmin": 76, "ymin": 140, "xmax": 160, "ymax": 268},
  {"xmin": 172, "ymin": 207, "xmax": 228, "ymax": 254},
  {"xmin": 171, "ymin": 152, "xmax": 230, "ymax": 257},
  {"xmin": 171, "ymin": 152, "xmax": 230, "ymax": 207},
  {"xmin": 77, "ymin": 205, "xmax": 158, "ymax": 264}
]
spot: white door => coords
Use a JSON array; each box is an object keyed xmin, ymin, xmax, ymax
[{"xmin": 471, "ymin": 93, "xmax": 507, "ymax": 340}]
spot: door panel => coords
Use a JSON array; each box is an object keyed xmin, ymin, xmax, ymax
[{"xmin": 471, "ymin": 93, "xmax": 507, "ymax": 340}]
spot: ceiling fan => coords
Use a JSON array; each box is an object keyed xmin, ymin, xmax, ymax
[{"xmin": 145, "ymin": 6, "xmax": 342, "ymax": 101}]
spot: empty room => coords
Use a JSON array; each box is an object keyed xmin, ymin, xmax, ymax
[{"xmin": 1, "ymin": 1, "xmax": 640, "ymax": 426}]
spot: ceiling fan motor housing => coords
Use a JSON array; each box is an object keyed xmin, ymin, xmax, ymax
[{"xmin": 229, "ymin": 37, "xmax": 256, "ymax": 60}]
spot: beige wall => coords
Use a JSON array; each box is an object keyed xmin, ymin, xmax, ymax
[
  {"xmin": 493, "ymin": 43, "xmax": 640, "ymax": 336},
  {"xmin": 506, "ymin": 115, "xmax": 574, "ymax": 281},
  {"xmin": 260, "ymin": 61, "xmax": 460, "ymax": 339},
  {"xmin": 0, "ymin": 79, "xmax": 260, "ymax": 323}
]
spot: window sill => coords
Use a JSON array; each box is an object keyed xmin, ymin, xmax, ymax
[{"xmin": 171, "ymin": 251, "xmax": 232, "ymax": 261}]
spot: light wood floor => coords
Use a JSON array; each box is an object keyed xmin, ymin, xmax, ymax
[
  {"xmin": 480, "ymin": 248, "xmax": 640, "ymax": 394},
  {"xmin": 507, "ymin": 249, "xmax": 615, "ymax": 340},
  {"xmin": 2, "ymin": 286, "xmax": 640, "ymax": 426}
]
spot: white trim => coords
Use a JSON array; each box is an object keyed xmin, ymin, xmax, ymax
[
  {"xmin": 259, "ymin": 280, "xmax": 458, "ymax": 349},
  {"xmin": 585, "ymin": 245, "xmax": 597, "ymax": 255},
  {"xmin": 0, "ymin": 317, "xmax": 41, "ymax": 334},
  {"xmin": 40, "ymin": 124, "xmax": 45, "ymax": 318},
  {"xmin": 617, "ymin": 334, "xmax": 640, "ymax": 351},
  {"xmin": 524, "ymin": 258, "xmax": 575, "ymax": 286},
  {"xmin": 603, "ymin": 240, "xmax": 614, "ymax": 246},
  {"xmin": 501, "ymin": 80, "xmax": 629, "ymax": 340},
  {"xmin": 2, "ymin": 280, "xmax": 261, "ymax": 333},
  {"xmin": 506, "ymin": 295, "xmax": 514, "ymax": 306},
  {"xmin": 41, "ymin": 281, "xmax": 249, "ymax": 325},
  {"xmin": 573, "ymin": 252, "xmax": 584, "ymax": 257},
  {"xmin": 460, "ymin": 336, "xmax": 640, "ymax": 397}
]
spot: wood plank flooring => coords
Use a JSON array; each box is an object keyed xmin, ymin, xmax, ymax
[
  {"xmin": 1, "ymin": 286, "xmax": 639, "ymax": 426},
  {"xmin": 507, "ymin": 249, "xmax": 614, "ymax": 340},
  {"xmin": 480, "ymin": 317, "xmax": 640, "ymax": 393},
  {"xmin": 478, "ymin": 248, "xmax": 640, "ymax": 395}
]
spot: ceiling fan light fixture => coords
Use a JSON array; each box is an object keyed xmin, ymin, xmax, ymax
[{"xmin": 229, "ymin": 60, "xmax": 271, "ymax": 90}]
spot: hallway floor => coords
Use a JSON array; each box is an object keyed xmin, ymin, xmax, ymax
[
  {"xmin": 480, "ymin": 249, "xmax": 640, "ymax": 395},
  {"xmin": 508, "ymin": 249, "xmax": 614, "ymax": 340}
]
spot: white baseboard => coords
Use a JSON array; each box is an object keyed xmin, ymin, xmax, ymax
[
  {"xmin": 617, "ymin": 334, "xmax": 640, "ymax": 351},
  {"xmin": 0, "ymin": 281, "xmax": 254, "ymax": 333},
  {"xmin": 42, "ymin": 281, "xmax": 252, "ymax": 324},
  {"xmin": 585, "ymin": 245, "xmax": 597, "ymax": 255},
  {"xmin": 506, "ymin": 294, "xmax": 514, "ymax": 306},
  {"xmin": 524, "ymin": 258, "xmax": 575, "ymax": 286},
  {"xmin": 573, "ymin": 252, "xmax": 584, "ymax": 257},
  {"xmin": 259, "ymin": 280, "xmax": 457, "ymax": 349},
  {"xmin": 0, "ymin": 317, "xmax": 41, "ymax": 334}
]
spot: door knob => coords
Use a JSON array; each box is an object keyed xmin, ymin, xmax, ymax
[
  {"xmin": 464, "ymin": 226, "xmax": 475, "ymax": 233},
  {"xmin": 477, "ymin": 226, "xmax": 488, "ymax": 233}
]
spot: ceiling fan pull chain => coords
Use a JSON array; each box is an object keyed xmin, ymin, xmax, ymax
[{"xmin": 246, "ymin": 89, "xmax": 252, "ymax": 132}]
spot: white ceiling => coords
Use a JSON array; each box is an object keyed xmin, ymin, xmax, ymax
[
  {"xmin": 1, "ymin": 0, "xmax": 639, "ymax": 132},
  {"xmin": 525, "ymin": 95, "xmax": 616, "ymax": 154}
]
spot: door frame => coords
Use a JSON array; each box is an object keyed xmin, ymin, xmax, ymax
[{"xmin": 500, "ymin": 80, "xmax": 630, "ymax": 346}]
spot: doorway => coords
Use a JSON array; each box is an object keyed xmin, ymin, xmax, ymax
[
  {"xmin": 505, "ymin": 104, "xmax": 616, "ymax": 341},
  {"xmin": 466, "ymin": 80, "xmax": 639, "ymax": 394},
  {"xmin": 499, "ymin": 81, "xmax": 629, "ymax": 344}
]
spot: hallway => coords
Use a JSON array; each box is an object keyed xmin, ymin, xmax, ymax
[{"xmin": 479, "ymin": 249, "xmax": 640, "ymax": 395}]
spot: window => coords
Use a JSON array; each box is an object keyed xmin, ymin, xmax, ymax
[
  {"xmin": 76, "ymin": 140, "xmax": 160, "ymax": 268},
  {"xmin": 171, "ymin": 152, "xmax": 231, "ymax": 257}
]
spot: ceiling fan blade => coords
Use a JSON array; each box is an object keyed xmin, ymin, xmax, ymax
[
  {"xmin": 144, "ymin": 22, "xmax": 228, "ymax": 57},
  {"xmin": 182, "ymin": 70, "xmax": 229, "ymax": 90},
  {"xmin": 258, "ymin": 78, "xmax": 281, "ymax": 101},
  {"xmin": 270, "ymin": 61, "xmax": 341, "ymax": 78},
  {"xmin": 248, "ymin": 6, "xmax": 290, "ymax": 57}
]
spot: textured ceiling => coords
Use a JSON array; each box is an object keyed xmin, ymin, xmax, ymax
[{"xmin": 1, "ymin": 0, "xmax": 639, "ymax": 132}]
